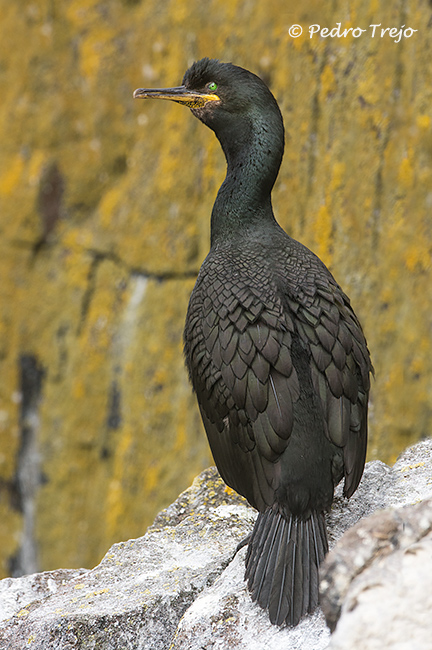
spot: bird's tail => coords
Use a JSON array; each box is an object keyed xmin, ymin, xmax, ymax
[{"xmin": 244, "ymin": 507, "xmax": 328, "ymax": 626}]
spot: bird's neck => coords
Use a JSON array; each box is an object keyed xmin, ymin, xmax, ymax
[{"xmin": 210, "ymin": 113, "xmax": 284, "ymax": 247}]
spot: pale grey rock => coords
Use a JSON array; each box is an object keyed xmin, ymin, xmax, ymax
[
  {"xmin": 326, "ymin": 458, "xmax": 391, "ymax": 548},
  {"xmin": 0, "ymin": 468, "xmax": 254, "ymax": 650},
  {"xmin": 322, "ymin": 499, "xmax": 432, "ymax": 650},
  {"xmin": 0, "ymin": 440, "xmax": 431, "ymax": 650},
  {"xmin": 171, "ymin": 549, "xmax": 330, "ymax": 650},
  {"xmin": 0, "ymin": 569, "xmax": 88, "ymax": 622},
  {"xmin": 321, "ymin": 438, "xmax": 432, "ymax": 649},
  {"xmin": 388, "ymin": 438, "xmax": 432, "ymax": 507}
]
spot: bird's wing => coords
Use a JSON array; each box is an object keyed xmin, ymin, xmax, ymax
[
  {"xmin": 288, "ymin": 278, "xmax": 372, "ymax": 497},
  {"xmin": 186, "ymin": 271, "xmax": 371, "ymax": 509},
  {"xmin": 186, "ymin": 281, "xmax": 300, "ymax": 511}
]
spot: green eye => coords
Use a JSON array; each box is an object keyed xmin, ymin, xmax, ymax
[{"xmin": 208, "ymin": 81, "xmax": 218, "ymax": 92}]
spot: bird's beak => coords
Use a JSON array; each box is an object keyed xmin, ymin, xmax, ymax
[{"xmin": 133, "ymin": 85, "xmax": 220, "ymax": 109}]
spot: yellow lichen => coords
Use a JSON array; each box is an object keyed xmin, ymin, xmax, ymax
[
  {"xmin": 398, "ymin": 152, "xmax": 414, "ymax": 190},
  {"xmin": 80, "ymin": 27, "xmax": 117, "ymax": 82},
  {"xmin": 0, "ymin": 154, "xmax": 24, "ymax": 196},
  {"xmin": 17, "ymin": 609, "xmax": 30, "ymax": 617},
  {"xmin": 416, "ymin": 114, "xmax": 430, "ymax": 130},
  {"xmin": 320, "ymin": 64, "xmax": 336, "ymax": 100},
  {"xmin": 313, "ymin": 204, "xmax": 333, "ymax": 264}
]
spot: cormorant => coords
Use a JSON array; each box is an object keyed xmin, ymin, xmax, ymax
[{"xmin": 134, "ymin": 58, "xmax": 372, "ymax": 627}]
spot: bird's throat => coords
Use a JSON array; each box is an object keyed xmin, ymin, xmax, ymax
[{"xmin": 210, "ymin": 122, "xmax": 284, "ymax": 246}]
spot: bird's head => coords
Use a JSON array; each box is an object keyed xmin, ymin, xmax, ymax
[{"xmin": 133, "ymin": 58, "xmax": 282, "ymax": 135}]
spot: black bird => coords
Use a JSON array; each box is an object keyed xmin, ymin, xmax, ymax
[{"xmin": 134, "ymin": 58, "xmax": 372, "ymax": 627}]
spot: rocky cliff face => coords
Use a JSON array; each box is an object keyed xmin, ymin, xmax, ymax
[
  {"xmin": 0, "ymin": 440, "xmax": 431, "ymax": 649},
  {"xmin": 1, "ymin": 0, "xmax": 432, "ymax": 576}
]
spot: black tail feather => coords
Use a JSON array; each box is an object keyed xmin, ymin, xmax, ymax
[
  {"xmin": 245, "ymin": 508, "xmax": 328, "ymax": 626},
  {"xmin": 245, "ymin": 510, "xmax": 267, "ymax": 585}
]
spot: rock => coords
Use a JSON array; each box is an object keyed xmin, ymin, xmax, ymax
[
  {"xmin": 0, "ymin": 441, "xmax": 431, "ymax": 649},
  {"xmin": 0, "ymin": 569, "xmax": 88, "ymax": 623},
  {"xmin": 0, "ymin": 469, "xmax": 254, "ymax": 650},
  {"xmin": 321, "ymin": 438, "xmax": 432, "ymax": 649},
  {"xmin": 322, "ymin": 499, "xmax": 432, "ymax": 649},
  {"xmin": 170, "ymin": 550, "xmax": 330, "ymax": 650}
]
